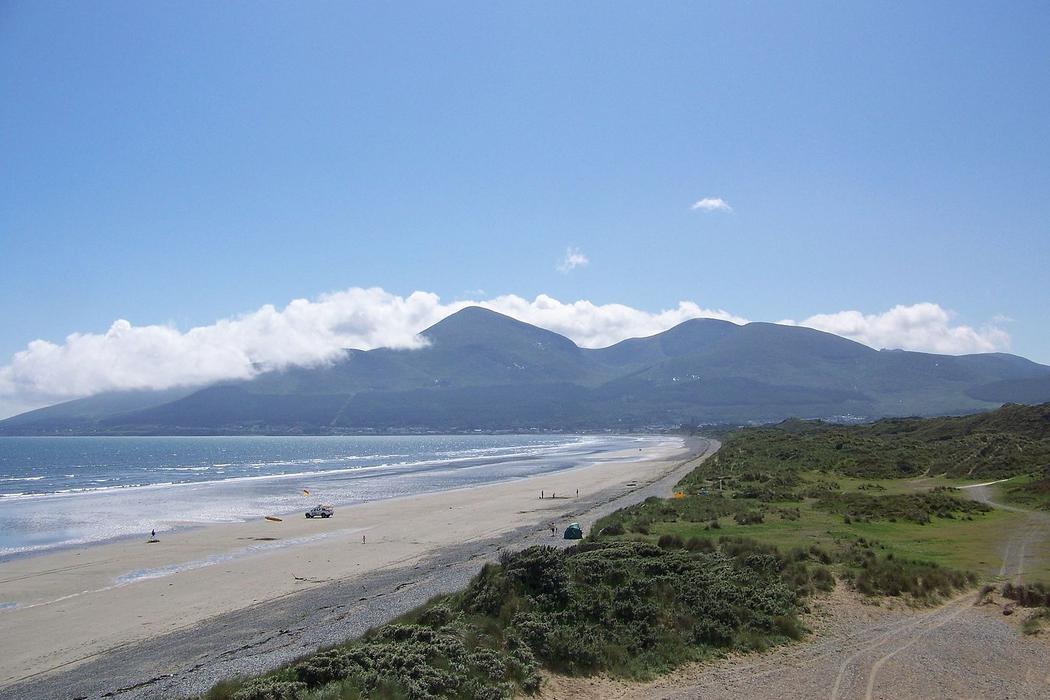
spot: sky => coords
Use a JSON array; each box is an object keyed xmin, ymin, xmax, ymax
[{"xmin": 1, "ymin": 1, "xmax": 1049, "ymax": 418}]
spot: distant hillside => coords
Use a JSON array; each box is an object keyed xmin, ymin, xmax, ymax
[
  {"xmin": 3, "ymin": 307, "xmax": 1050, "ymax": 435},
  {"xmin": 713, "ymin": 402, "xmax": 1050, "ymax": 481}
]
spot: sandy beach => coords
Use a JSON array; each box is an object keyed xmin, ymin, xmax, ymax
[{"xmin": 0, "ymin": 435, "xmax": 703, "ymax": 698}]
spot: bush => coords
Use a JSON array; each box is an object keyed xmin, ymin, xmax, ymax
[
  {"xmin": 233, "ymin": 678, "xmax": 308, "ymax": 700},
  {"xmin": 815, "ymin": 490, "xmax": 989, "ymax": 525},
  {"xmin": 1002, "ymin": 582, "xmax": 1050, "ymax": 607},
  {"xmin": 657, "ymin": 534, "xmax": 684, "ymax": 549},
  {"xmin": 685, "ymin": 537, "xmax": 715, "ymax": 552},
  {"xmin": 733, "ymin": 511, "xmax": 765, "ymax": 525},
  {"xmin": 1021, "ymin": 608, "xmax": 1050, "ymax": 636}
]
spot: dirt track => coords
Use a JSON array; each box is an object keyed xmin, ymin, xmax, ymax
[{"xmin": 966, "ymin": 482, "xmax": 1050, "ymax": 587}]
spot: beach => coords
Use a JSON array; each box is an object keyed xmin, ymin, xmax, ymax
[{"xmin": 0, "ymin": 435, "xmax": 704, "ymax": 699}]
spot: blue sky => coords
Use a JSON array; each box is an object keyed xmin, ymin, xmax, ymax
[{"xmin": 1, "ymin": 1, "xmax": 1048, "ymax": 415}]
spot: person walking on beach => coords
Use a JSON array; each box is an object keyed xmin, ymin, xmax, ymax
[{"xmin": 150, "ymin": 529, "xmax": 155, "ymax": 539}]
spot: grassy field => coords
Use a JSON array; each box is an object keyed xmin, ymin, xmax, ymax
[
  {"xmin": 998, "ymin": 472, "xmax": 1050, "ymax": 511},
  {"xmin": 637, "ymin": 405, "xmax": 1050, "ymax": 585},
  {"xmin": 649, "ymin": 501, "xmax": 1044, "ymax": 582}
]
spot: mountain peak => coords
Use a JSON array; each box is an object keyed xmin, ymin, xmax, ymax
[
  {"xmin": 423, "ymin": 306, "xmax": 517, "ymax": 331},
  {"xmin": 421, "ymin": 306, "xmax": 578, "ymax": 350}
]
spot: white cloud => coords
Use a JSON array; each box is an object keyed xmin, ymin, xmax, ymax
[
  {"xmin": 0, "ymin": 289, "xmax": 742, "ymax": 417},
  {"xmin": 691, "ymin": 197, "xmax": 732, "ymax": 213},
  {"xmin": 779, "ymin": 303, "xmax": 1011, "ymax": 355},
  {"xmin": 0, "ymin": 292, "xmax": 1015, "ymax": 419},
  {"xmin": 557, "ymin": 247, "xmax": 589, "ymax": 273},
  {"xmin": 475, "ymin": 295, "xmax": 746, "ymax": 348}
]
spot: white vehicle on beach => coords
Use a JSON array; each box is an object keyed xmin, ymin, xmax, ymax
[{"xmin": 305, "ymin": 505, "xmax": 334, "ymax": 519}]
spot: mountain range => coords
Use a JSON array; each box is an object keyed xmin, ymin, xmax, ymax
[{"xmin": 3, "ymin": 306, "xmax": 1050, "ymax": 435}]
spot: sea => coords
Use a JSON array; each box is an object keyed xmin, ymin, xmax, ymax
[{"xmin": 0, "ymin": 434, "xmax": 674, "ymax": 558}]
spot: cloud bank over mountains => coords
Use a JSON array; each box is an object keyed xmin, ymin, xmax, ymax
[
  {"xmin": 779, "ymin": 303, "xmax": 1011, "ymax": 356},
  {"xmin": 0, "ymin": 288, "xmax": 1012, "ymax": 417}
]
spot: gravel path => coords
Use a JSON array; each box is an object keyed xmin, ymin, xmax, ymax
[{"xmin": 0, "ymin": 438, "xmax": 717, "ymax": 700}]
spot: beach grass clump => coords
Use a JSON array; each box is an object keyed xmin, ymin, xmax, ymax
[
  {"xmin": 839, "ymin": 541, "xmax": 976, "ymax": 600},
  {"xmin": 1021, "ymin": 608, "xmax": 1050, "ymax": 636}
]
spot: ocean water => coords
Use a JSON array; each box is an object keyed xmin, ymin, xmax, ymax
[{"xmin": 0, "ymin": 434, "xmax": 673, "ymax": 557}]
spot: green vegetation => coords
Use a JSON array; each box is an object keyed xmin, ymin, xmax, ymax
[
  {"xmin": 205, "ymin": 541, "xmax": 815, "ymax": 700},
  {"xmin": 708, "ymin": 403, "xmax": 1050, "ymax": 482},
  {"xmin": 619, "ymin": 404, "xmax": 1050, "ymax": 581},
  {"xmin": 1003, "ymin": 468, "xmax": 1050, "ymax": 510},
  {"xmin": 813, "ymin": 489, "xmax": 990, "ymax": 524},
  {"xmin": 838, "ymin": 541, "xmax": 974, "ymax": 597}
]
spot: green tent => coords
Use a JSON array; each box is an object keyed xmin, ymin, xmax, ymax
[{"xmin": 563, "ymin": 522, "xmax": 583, "ymax": 540}]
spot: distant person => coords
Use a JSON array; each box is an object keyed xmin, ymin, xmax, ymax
[
  {"xmin": 150, "ymin": 529, "xmax": 155, "ymax": 539},
  {"xmin": 576, "ymin": 489, "xmax": 579, "ymax": 498},
  {"xmin": 541, "ymin": 490, "xmax": 544, "ymax": 499}
]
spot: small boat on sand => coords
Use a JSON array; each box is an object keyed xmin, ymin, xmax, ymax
[{"xmin": 265, "ymin": 516, "xmax": 283, "ymax": 522}]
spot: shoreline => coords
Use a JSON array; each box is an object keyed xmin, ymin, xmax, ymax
[
  {"xmin": 0, "ymin": 433, "xmax": 657, "ymax": 561},
  {"xmin": 0, "ymin": 435, "xmax": 705, "ymax": 697}
]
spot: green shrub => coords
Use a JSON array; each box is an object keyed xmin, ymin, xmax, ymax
[
  {"xmin": 733, "ymin": 511, "xmax": 765, "ymax": 525},
  {"xmin": 815, "ymin": 490, "xmax": 989, "ymax": 525},
  {"xmin": 657, "ymin": 533, "xmax": 684, "ymax": 549},
  {"xmin": 233, "ymin": 678, "xmax": 308, "ymax": 700}
]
